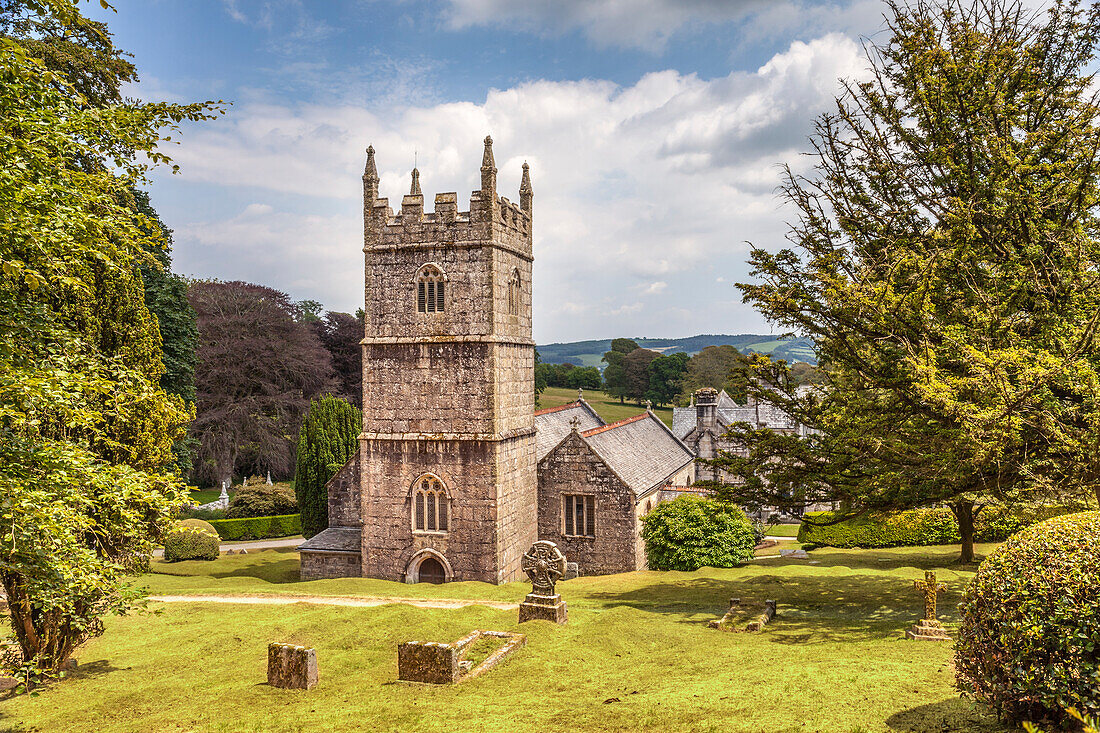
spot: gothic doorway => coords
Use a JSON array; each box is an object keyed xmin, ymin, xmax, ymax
[{"xmin": 417, "ymin": 556, "xmax": 446, "ymax": 584}]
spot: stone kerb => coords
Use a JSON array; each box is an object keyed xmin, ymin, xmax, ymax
[{"xmin": 397, "ymin": 630, "xmax": 526, "ymax": 685}]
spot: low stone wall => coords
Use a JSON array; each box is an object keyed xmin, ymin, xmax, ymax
[
  {"xmin": 397, "ymin": 629, "xmax": 526, "ymax": 684},
  {"xmin": 299, "ymin": 550, "xmax": 361, "ymax": 580}
]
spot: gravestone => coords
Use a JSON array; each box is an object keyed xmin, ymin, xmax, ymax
[
  {"xmin": 518, "ymin": 541, "xmax": 568, "ymax": 624},
  {"xmin": 267, "ymin": 643, "xmax": 318, "ymax": 689},
  {"xmin": 562, "ymin": 562, "xmax": 579, "ymax": 581},
  {"xmin": 906, "ymin": 570, "xmax": 950, "ymax": 641},
  {"xmin": 745, "ymin": 600, "xmax": 777, "ymax": 632}
]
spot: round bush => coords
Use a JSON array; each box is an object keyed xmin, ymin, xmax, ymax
[
  {"xmin": 226, "ymin": 483, "xmax": 298, "ymax": 519},
  {"xmin": 163, "ymin": 519, "xmax": 221, "ymax": 562},
  {"xmin": 641, "ymin": 496, "xmax": 756, "ymax": 571},
  {"xmin": 955, "ymin": 511, "xmax": 1100, "ymax": 725}
]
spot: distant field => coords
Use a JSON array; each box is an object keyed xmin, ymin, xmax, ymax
[
  {"xmin": 538, "ymin": 333, "xmax": 818, "ymax": 367},
  {"xmin": 540, "ymin": 386, "xmax": 674, "ymax": 427}
]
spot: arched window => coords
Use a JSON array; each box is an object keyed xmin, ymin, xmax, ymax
[
  {"xmin": 416, "ymin": 265, "xmax": 445, "ymax": 313},
  {"xmin": 412, "ymin": 475, "xmax": 449, "ymax": 532},
  {"xmin": 507, "ymin": 268, "xmax": 521, "ymax": 316}
]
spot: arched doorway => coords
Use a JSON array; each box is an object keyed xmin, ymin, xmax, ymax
[{"xmin": 417, "ymin": 556, "xmax": 446, "ymax": 584}]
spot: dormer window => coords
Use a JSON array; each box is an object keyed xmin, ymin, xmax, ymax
[{"xmin": 416, "ymin": 264, "xmax": 445, "ymax": 313}]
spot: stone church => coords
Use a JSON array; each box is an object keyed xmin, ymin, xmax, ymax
[{"xmin": 299, "ymin": 138, "xmax": 697, "ymax": 583}]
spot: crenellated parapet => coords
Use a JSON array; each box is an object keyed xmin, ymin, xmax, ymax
[{"xmin": 361, "ymin": 137, "xmax": 533, "ymax": 260}]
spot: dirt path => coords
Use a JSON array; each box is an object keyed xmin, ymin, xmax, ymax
[{"xmin": 148, "ymin": 593, "xmax": 519, "ymax": 611}]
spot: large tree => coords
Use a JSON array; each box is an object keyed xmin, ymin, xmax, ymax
[
  {"xmin": 294, "ymin": 396, "xmax": 361, "ymax": 538},
  {"xmin": 718, "ymin": 0, "xmax": 1100, "ymax": 562},
  {"xmin": 622, "ymin": 348, "xmax": 660, "ymax": 403},
  {"xmin": 675, "ymin": 345, "xmax": 752, "ymax": 403},
  {"xmin": 0, "ymin": 0, "xmax": 219, "ymax": 679},
  {"xmin": 601, "ymin": 338, "xmax": 639, "ymax": 403},
  {"xmin": 312, "ymin": 310, "xmax": 362, "ymax": 407},
  {"xmin": 189, "ymin": 282, "xmax": 335, "ymax": 486},
  {"xmin": 646, "ymin": 351, "xmax": 689, "ymax": 406}
]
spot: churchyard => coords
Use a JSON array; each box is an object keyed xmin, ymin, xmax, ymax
[
  {"xmin": 0, "ymin": 543, "xmax": 1016, "ymax": 733},
  {"xmin": 539, "ymin": 386, "xmax": 675, "ymax": 428}
]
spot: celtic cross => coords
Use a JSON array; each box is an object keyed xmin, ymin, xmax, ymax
[{"xmin": 913, "ymin": 570, "xmax": 943, "ymax": 621}]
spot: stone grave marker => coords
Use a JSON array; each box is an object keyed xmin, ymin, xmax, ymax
[
  {"xmin": 267, "ymin": 643, "xmax": 318, "ymax": 689},
  {"xmin": 905, "ymin": 570, "xmax": 950, "ymax": 641},
  {"xmin": 398, "ymin": 630, "xmax": 526, "ymax": 684},
  {"xmin": 518, "ymin": 541, "xmax": 568, "ymax": 624}
]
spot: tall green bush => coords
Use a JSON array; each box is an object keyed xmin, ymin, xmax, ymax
[
  {"xmin": 225, "ymin": 483, "xmax": 297, "ymax": 519},
  {"xmin": 294, "ymin": 396, "xmax": 361, "ymax": 539},
  {"xmin": 955, "ymin": 512, "xmax": 1100, "ymax": 726},
  {"xmin": 163, "ymin": 520, "xmax": 220, "ymax": 562},
  {"xmin": 641, "ymin": 497, "xmax": 755, "ymax": 571}
]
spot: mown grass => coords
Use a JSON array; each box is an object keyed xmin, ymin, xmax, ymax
[
  {"xmin": 540, "ymin": 387, "xmax": 675, "ymax": 427},
  {"xmin": 0, "ymin": 544, "xmax": 1013, "ymax": 732},
  {"xmin": 766, "ymin": 524, "xmax": 802, "ymax": 538}
]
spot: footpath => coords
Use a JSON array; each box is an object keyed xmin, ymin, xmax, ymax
[{"xmin": 147, "ymin": 594, "xmax": 519, "ymax": 611}]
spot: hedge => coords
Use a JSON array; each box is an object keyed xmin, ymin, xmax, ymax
[
  {"xmin": 164, "ymin": 520, "xmax": 221, "ymax": 562},
  {"xmin": 798, "ymin": 505, "xmax": 1076, "ymax": 548},
  {"xmin": 207, "ymin": 514, "xmax": 301, "ymax": 541}
]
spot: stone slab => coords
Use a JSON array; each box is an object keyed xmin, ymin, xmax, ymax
[
  {"xmin": 267, "ymin": 643, "xmax": 318, "ymax": 690},
  {"xmin": 518, "ymin": 593, "xmax": 568, "ymax": 624},
  {"xmin": 906, "ymin": 619, "xmax": 950, "ymax": 641},
  {"xmin": 398, "ymin": 641, "xmax": 459, "ymax": 684}
]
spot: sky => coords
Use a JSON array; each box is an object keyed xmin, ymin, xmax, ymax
[{"xmin": 87, "ymin": 0, "xmax": 898, "ymax": 343}]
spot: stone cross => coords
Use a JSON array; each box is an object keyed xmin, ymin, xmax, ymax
[
  {"xmin": 521, "ymin": 541, "xmax": 566, "ymax": 596},
  {"xmin": 577, "ymin": 387, "xmax": 583, "ymax": 400},
  {"xmin": 569, "ymin": 416, "xmax": 581, "ymax": 432},
  {"xmin": 645, "ymin": 399, "xmax": 652, "ymax": 411},
  {"xmin": 913, "ymin": 570, "xmax": 943, "ymax": 621},
  {"xmin": 267, "ymin": 471, "xmax": 273, "ymax": 485}
]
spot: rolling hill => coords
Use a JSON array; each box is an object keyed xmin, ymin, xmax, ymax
[{"xmin": 537, "ymin": 334, "xmax": 817, "ymax": 367}]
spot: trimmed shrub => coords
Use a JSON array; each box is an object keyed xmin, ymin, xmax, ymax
[
  {"xmin": 798, "ymin": 508, "xmax": 958, "ymax": 548},
  {"xmin": 207, "ymin": 514, "xmax": 301, "ymax": 541},
  {"xmin": 295, "ymin": 396, "xmax": 361, "ymax": 539},
  {"xmin": 226, "ymin": 483, "xmax": 297, "ymax": 519},
  {"xmin": 955, "ymin": 511, "xmax": 1100, "ymax": 726},
  {"xmin": 163, "ymin": 519, "xmax": 221, "ymax": 562},
  {"xmin": 798, "ymin": 506, "xmax": 1078, "ymax": 548},
  {"xmin": 641, "ymin": 497, "xmax": 756, "ymax": 571}
]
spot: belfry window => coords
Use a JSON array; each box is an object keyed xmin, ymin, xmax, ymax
[
  {"xmin": 507, "ymin": 268, "xmax": 521, "ymax": 316},
  {"xmin": 413, "ymin": 476, "xmax": 448, "ymax": 532},
  {"xmin": 562, "ymin": 494, "xmax": 595, "ymax": 537},
  {"xmin": 416, "ymin": 265, "xmax": 445, "ymax": 313}
]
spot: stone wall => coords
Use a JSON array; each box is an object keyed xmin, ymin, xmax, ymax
[
  {"xmin": 537, "ymin": 431, "xmax": 641, "ymax": 576},
  {"xmin": 300, "ymin": 550, "xmax": 361, "ymax": 580},
  {"xmin": 326, "ymin": 449, "xmax": 362, "ymax": 528}
]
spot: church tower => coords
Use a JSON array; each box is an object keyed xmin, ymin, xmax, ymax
[{"xmin": 358, "ymin": 138, "xmax": 537, "ymax": 584}]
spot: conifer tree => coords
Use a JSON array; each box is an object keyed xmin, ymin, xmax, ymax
[{"xmin": 294, "ymin": 396, "xmax": 362, "ymax": 538}]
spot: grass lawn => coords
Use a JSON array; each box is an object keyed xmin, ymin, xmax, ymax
[
  {"xmin": 540, "ymin": 386, "xmax": 675, "ymax": 428},
  {"xmin": 0, "ymin": 544, "xmax": 1013, "ymax": 733},
  {"xmin": 766, "ymin": 524, "xmax": 802, "ymax": 538}
]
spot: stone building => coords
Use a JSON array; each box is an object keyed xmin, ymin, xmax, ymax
[{"xmin": 300, "ymin": 138, "xmax": 696, "ymax": 583}]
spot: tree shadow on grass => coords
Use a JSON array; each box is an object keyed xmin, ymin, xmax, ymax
[
  {"xmin": 581, "ymin": 573, "xmax": 970, "ymax": 642},
  {"xmin": 885, "ymin": 697, "xmax": 1011, "ymax": 732},
  {"xmin": 152, "ymin": 548, "xmax": 301, "ymax": 584}
]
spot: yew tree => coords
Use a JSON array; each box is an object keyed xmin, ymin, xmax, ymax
[{"xmin": 718, "ymin": 0, "xmax": 1100, "ymax": 562}]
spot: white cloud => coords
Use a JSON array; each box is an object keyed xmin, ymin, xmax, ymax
[{"xmin": 161, "ymin": 33, "xmax": 868, "ymax": 340}]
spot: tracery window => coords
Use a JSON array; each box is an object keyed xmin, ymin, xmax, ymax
[
  {"xmin": 416, "ymin": 265, "xmax": 445, "ymax": 313},
  {"xmin": 413, "ymin": 475, "xmax": 448, "ymax": 532},
  {"xmin": 562, "ymin": 494, "xmax": 595, "ymax": 537},
  {"xmin": 507, "ymin": 268, "xmax": 521, "ymax": 316}
]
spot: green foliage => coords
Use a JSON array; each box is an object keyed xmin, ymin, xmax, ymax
[
  {"xmin": 675, "ymin": 344, "xmax": 751, "ymax": 404},
  {"xmin": 718, "ymin": 0, "xmax": 1100, "ymax": 562},
  {"xmin": 206, "ymin": 514, "xmax": 301, "ymax": 541},
  {"xmin": 226, "ymin": 483, "xmax": 298, "ymax": 519},
  {"xmin": 294, "ymin": 396, "xmax": 361, "ymax": 538},
  {"xmin": 799, "ymin": 506, "xmax": 1078, "ymax": 548},
  {"xmin": 641, "ymin": 496, "xmax": 756, "ymax": 571},
  {"xmin": 162, "ymin": 520, "xmax": 220, "ymax": 562},
  {"xmin": 956, "ymin": 512, "xmax": 1100, "ymax": 725},
  {"xmin": 600, "ymin": 340, "xmax": 638, "ymax": 402},
  {"xmin": 0, "ymin": 0, "xmax": 221, "ymax": 677},
  {"xmin": 799, "ymin": 509, "xmax": 960, "ymax": 548},
  {"xmin": 646, "ymin": 352, "xmax": 688, "ymax": 406}
]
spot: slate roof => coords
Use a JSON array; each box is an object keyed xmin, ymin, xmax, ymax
[
  {"xmin": 534, "ymin": 400, "xmax": 604, "ymax": 461},
  {"xmin": 298, "ymin": 527, "xmax": 361, "ymax": 553},
  {"xmin": 672, "ymin": 389, "xmax": 798, "ymax": 438},
  {"xmin": 671, "ymin": 407, "xmax": 695, "ymax": 439},
  {"xmin": 581, "ymin": 412, "xmax": 695, "ymax": 495}
]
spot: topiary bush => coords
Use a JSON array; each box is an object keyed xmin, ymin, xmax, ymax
[
  {"xmin": 798, "ymin": 506, "xmax": 1078, "ymax": 548},
  {"xmin": 207, "ymin": 514, "xmax": 301, "ymax": 541},
  {"xmin": 955, "ymin": 511, "xmax": 1100, "ymax": 726},
  {"xmin": 163, "ymin": 519, "xmax": 221, "ymax": 562},
  {"xmin": 641, "ymin": 496, "xmax": 756, "ymax": 571},
  {"xmin": 226, "ymin": 483, "xmax": 297, "ymax": 519}
]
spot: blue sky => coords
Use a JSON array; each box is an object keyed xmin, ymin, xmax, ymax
[{"xmin": 89, "ymin": 0, "xmax": 894, "ymax": 343}]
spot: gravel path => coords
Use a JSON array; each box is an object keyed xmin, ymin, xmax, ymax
[{"xmin": 147, "ymin": 593, "xmax": 519, "ymax": 611}]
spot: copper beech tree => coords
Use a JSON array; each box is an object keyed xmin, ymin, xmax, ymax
[{"xmin": 715, "ymin": 0, "xmax": 1100, "ymax": 562}]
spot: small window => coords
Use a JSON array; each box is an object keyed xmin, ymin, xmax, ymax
[
  {"xmin": 416, "ymin": 265, "xmax": 445, "ymax": 313},
  {"xmin": 413, "ymin": 476, "xmax": 448, "ymax": 532},
  {"xmin": 507, "ymin": 268, "xmax": 521, "ymax": 316},
  {"xmin": 563, "ymin": 494, "xmax": 595, "ymax": 537}
]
